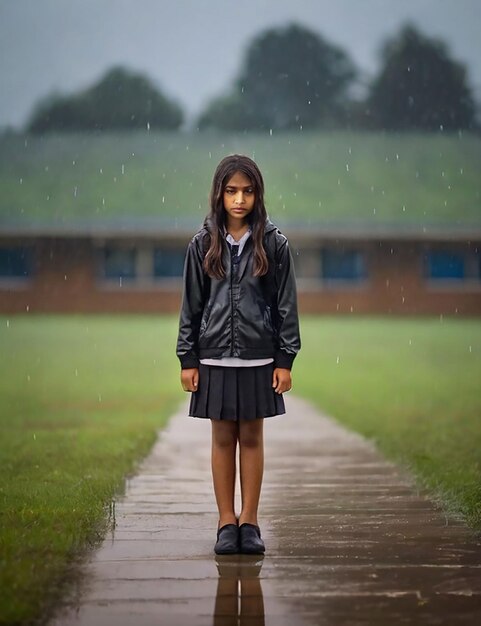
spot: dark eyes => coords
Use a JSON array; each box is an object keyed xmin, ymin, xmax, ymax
[{"xmin": 225, "ymin": 188, "xmax": 254, "ymax": 194}]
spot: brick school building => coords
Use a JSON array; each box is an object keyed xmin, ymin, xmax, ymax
[{"xmin": 1, "ymin": 218, "xmax": 480, "ymax": 315}]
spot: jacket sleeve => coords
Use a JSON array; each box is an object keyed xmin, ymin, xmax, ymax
[
  {"xmin": 176, "ymin": 235, "xmax": 207, "ymax": 369},
  {"xmin": 274, "ymin": 237, "xmax": 301, "ymax": 370}
]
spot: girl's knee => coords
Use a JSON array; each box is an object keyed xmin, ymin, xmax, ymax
[
  {"xmin": 211, "ymin": 420, "xmax": 238, "ymax": 448},
  {"xmin": 239, "ymin": 420, "xmax": 264, "ymax": 448}
]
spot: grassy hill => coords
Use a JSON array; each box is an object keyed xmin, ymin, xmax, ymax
[{"xmin": 0, "ymin": 130, "xmax": 480, "ymax": 227}]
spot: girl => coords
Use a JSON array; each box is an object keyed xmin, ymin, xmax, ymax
[{"xmin": 176, "ymin": 154, "xmax": 300, "ymax": 555}]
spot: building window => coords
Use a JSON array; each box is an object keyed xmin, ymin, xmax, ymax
[
  {"xmin": 153, "ymin": 247, "xmax": 185, "ymax": 278},
  {"xmin": 0, "ymin": 246, "xmax": 32, "ymax": 278},
  {"xmin": 103, "ymin": 247, "xmax": 136, "ymax": 279},
  {"xmin": 424, "ymin": 251, "xmax": 465, "ymax": 280},
  {"xmin": 321, "ymin": 248, "xmax": 367, "ymax": 282}
]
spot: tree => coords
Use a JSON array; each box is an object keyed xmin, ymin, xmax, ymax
[
  {"xmin": 27, "ymin": 66, "xmax": 183, "ymax": 133},
  {"xmin": 198, "ymin": 23, "xmax": 357, "ymax": 131},
  {"xmin": 367, "ymin": 23, "xmax": 477, "ymax": 131}
]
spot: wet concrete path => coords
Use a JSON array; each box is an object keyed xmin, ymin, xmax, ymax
[{"xmin": 53, "ymin": 396, "xmax": 481, "ymax": 625}]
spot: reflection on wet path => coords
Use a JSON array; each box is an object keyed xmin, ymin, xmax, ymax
[
  {"xmin": 52, "ymin": 397, "xmax": 481, "ymax": 625},
  {"xmin": 214, "ymin": 556, "xmax": 265, "ymax": 626}
]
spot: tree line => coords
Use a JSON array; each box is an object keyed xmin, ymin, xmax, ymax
[{"xmin": 27, "ymin": 22, "xmax": 479, "ymax": 134}]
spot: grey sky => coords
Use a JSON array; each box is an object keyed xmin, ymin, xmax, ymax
[{"xmin": 1, "ymin": 0, "xmax": 480, "ymax": 129}]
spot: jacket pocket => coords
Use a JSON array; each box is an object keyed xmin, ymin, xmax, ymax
[
  {"xmin": 199, "ymin": 303, "xmax": 213, "ymax": 338},
  {"xmin": 263, "ymin": 305, "xmax": 274, "ymax": 333}
]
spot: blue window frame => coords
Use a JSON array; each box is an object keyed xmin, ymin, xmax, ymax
[
  {"xmin": 153, "ymin": 247, "xmax": 185, "ymax": 278},
  {"xmin": 0, "ymin": 247, "xmax": 32, "ymax": 278},
  {"xmin": 103, "ymin": 247, "xmax": 136, "ymax": 279},
  {"xmin": 321, "ymin": 249, "xmax": 367, "ymax": 281},
  {"xmin": 425, "ymin": 251, "xmax": 465, "ymax": 280}
]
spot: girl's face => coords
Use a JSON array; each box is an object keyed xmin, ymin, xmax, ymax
[{"xmin": 223, "ymin": 171, "xmax": 255, "ymax": 223}]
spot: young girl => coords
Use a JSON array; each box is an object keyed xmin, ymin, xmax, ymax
[{"xmin": 176, "ymin": 154, "xmax": 300, "ymax": 555}]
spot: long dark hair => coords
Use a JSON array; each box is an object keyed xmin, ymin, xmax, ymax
[{"xmin": 203, "ymin": 154, "xmax": 268, "ymax": 279}]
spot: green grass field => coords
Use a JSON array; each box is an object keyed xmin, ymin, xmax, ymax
[
  {"xmin": 0, "ymin": 130, "xmax": 480, "ymax": 226},
  {"xmin": 294, "ymin": 316, "xmax": 481, "ymax": 527},
  {"xmin": 1, "ymin": 314, "xmax": 481, "ymax": 624},
  {"xmin": 0, "ymin": 315, "xmax": 183, "ymax": 625}
]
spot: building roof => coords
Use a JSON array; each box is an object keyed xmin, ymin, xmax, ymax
[{"xmin": 1, "ymin": 217, "xmax": 480, "ymax": 242}]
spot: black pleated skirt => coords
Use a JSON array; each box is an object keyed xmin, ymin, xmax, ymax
[{"xmin": 189, "ymin": 362, "xmax": 285, "ymax": 421}]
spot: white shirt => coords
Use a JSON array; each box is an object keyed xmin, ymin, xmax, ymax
[{"xmin": 200, "ymin": 229, "xmax": 274, "ymax": 368}]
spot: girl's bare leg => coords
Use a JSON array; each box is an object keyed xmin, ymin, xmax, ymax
[
  {"xmin": 238, "ymin": 419, "xmax": 264, "ymax": 526},
  {"xmin": 211, "ymin": 420, "xmax": 239, "ymax": 527}
]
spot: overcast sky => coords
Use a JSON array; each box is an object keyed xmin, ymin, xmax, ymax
[{"xmin": 1, "ymin": 0, "xmax": 480, "ymax": 129}]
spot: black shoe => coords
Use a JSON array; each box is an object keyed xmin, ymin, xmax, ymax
[
  {"xmin": 214, "ymin": 524, "xmax": 239, "ymax": 555},
  {"xmin": 239, "ymin": 523, "xmax": 265, "ymax": 554}
]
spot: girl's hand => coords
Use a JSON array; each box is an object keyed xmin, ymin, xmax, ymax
[
  {"xmin": 181, "ymin": 368, "xmax": 199, "ymax": 392},
  {"xmin": 272, "ymin": 368, "xmax": 292, "ymax": 394}
]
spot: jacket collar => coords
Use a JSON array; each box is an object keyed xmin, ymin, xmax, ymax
[{"xmin": 205, "ymin": 216, "xmax": 276, "ymax": 282}]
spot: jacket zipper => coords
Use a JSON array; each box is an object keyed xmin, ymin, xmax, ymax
[{"xmin": 230, "ymin": 248, "xmax": 235, "ymax": 356}]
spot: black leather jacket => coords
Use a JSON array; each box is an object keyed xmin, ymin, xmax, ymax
[{"xmin": 177, "ymin": 219, "xmax": 300, "ymax": 370}]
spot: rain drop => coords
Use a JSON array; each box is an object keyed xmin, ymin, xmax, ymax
[
  {"xmin": 6, "ymin": 319, "xmax": 9, "ymax": 328},
  {"xmin": 121, "ymin": 164, "xmax": 125, "ymax": 175},
  {"xmin": 336, "ymin": 356, "xmax": 340, "ymax": 364},
  {"xmin": 147, "ymin": 122, "xmax": 150, "ymax": 130},
  {"xmin": 269, "ymin": 129, "xmax": 273, "ymax": 136}
]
